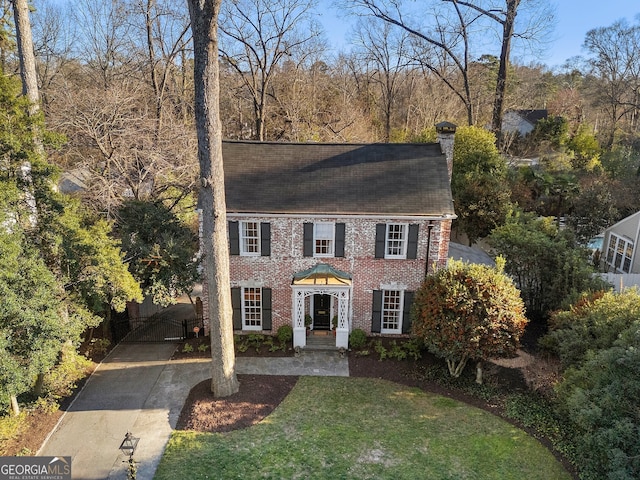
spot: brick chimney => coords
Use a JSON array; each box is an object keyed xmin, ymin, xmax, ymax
[{"xmin": 435, "ymin": 121, "xmax": 457, "ymax": 182}]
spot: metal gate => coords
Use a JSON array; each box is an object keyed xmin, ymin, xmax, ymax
[{"xmin": 112, "ymin": 315, "xmax": 203, "ymax": 343}]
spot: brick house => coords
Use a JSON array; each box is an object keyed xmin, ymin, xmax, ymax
[{"xmin": 201, "ymin": 124, "xmax": 457, "ymax": 349}]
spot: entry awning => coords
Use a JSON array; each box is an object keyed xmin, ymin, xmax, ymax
[{"xmin": 292, "ymin": 263, "xmax": 352, "ymax": 285}]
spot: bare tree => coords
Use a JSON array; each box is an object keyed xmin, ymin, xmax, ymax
[
  {"xmin": 30, "ymin": 0, "xmax": 77, "ymax": 110},
  {"xmin": 69, "ymin": 0, "xmax": 137, "ymax": 89},
  {"xmin": 352, "ymin": 0, "xmax": 477, "ymax": 125},
  {"xmin": 441, "ymin": 0, "xmax": 519, "ymax": 137},
  {"xmin": 218, "ymin": 0, "xmax": 324, "ymax": 140},
  {"xmin": 351, "ymin": 18, "xmax": 411, "ymax": 141},
  {"xmin": 352, "ymin": 0, "xmax": 554, "ymax": 132},
  {"xmin": 135, "ymin": 0, "xmax": 191, "ymax": 135},
  {"xmin": 187, "ymin": 0, "xmax": 239, "ymax": 398},
  {"xmin": 583, "ymin": 20, "xmax": 640, "ymax": 148}
]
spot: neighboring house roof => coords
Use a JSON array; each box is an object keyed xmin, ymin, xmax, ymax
[
  {"xmin": 512, "ymin": 109, "xmax": 548, "ymax": 125},
  {"xmin": 222, "ymin": 141, "xmax": 455, "ymax": 217},
  {"xmin": 58, "ymin": 168, "xmax": 91, "ymax": 193},
  {"xmin": 502, "ymin": 109, "xmax": 548, "ymax": 136},
  {"xmin": 447, "ymin": 242, "xmax": 495, "ymax": 266}
]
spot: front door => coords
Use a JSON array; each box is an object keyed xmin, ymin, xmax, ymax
[{"xmin": 313, "ymin": 294, "xmax": 331, "ymax": 330}]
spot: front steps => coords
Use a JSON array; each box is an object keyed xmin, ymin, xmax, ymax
[{"xmin": 304, "ymin": 330, "xmax": 339, "ymax": 351}]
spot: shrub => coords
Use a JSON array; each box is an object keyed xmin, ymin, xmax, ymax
[
  {"xmin": 542, "ymin": 289, "xmax": 640, "ymax": 369},
  {"xmin": 42, "ymin": 349, "xmax": 93, "ymax": 401},
  {"xmin": 349, "ymin": 329, "xmax": 367, "ymax": 349},
  {"xmin": 545, "ymin": 289, "xmax": 640, "ymax": 479},
  {"xmin": 276, "ymin": 325, "xmax": 293, "ymax": 344},
  {"xmin": 556, "ymin": 336, "xmax": 640, "ymax": 480},
  {"xmin": 401, "ymin": 337, "xmax": 424, "ymax": 361},
  {"xmin": 412, "ymin": 258, "xmax": 527, "ymax": 379}
]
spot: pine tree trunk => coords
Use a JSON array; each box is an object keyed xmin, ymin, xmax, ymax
[
  {"xmin": 187, "ymin": 0, "xmax": 239, "ymax": 398},
  {"xmin": 475, "ymin": 360, "xmax": 483, "ymax": 385},
  {"xmin": 10, "ymin": 395, "xmax": 20, "ymax": 416},
  {"xmin": 12, "ymin": 0, "xmax": 40, "ymax": 112}
]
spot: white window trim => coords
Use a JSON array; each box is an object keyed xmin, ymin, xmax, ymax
[
  {"xmin": 606, "ymin": 233, "xmax": 634, "ymax": 273},
  {"xmin": 385, "ymin": 223, "xmax": 408, "ymax": 259},
  {"xmin": 381, "ymin": 289, "xmax": 404, "ymax": 334},
  {"xmin": 314, "ymin": 222, "xmax": 335, "ymax": 258},
  {"xmin": 240, "ymin": 221, "xmax": 261, "ymax": 256},
  {"xmin": 241, "ymin": 286, "xmax": 262, "ymax": 330}
]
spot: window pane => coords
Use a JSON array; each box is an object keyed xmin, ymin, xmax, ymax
[
  {"xmin": 241, "ymin": 222, "xmax": 260, "ymax": 254},
  {"xmin": 624, "ymin": 242, "xmax": 634, "ymax": 272},
  {"xmin": 386, "ymin": 224, "xmax": 406, "ymax": 257},
  {"xmin": 382, "ymin": 290, "xmax": 402, "ymax": 332},
  {"xmin": 243, "ymin": 287, "xmax": 262, "ymax": 328}
]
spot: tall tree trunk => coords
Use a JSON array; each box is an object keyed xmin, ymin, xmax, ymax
[
  {"xmin": 10, "ymin": 395, "xmax": 20, "ymax": 416},
  {"xmin": 187, "ymin": 0, "xmax": 239, "ymax": 398},
  {"xmin": 12, "ymin": 0, "xmax": 39, "ymax": 113},
  {"xmin": 491, "ymin": 0, "xmax": 519, "ymax": 137}
]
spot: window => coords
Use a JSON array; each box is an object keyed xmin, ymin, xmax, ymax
[
  {"xmin": 242, "ymin": 287, "xmax": 262, "ymax": 330},
  {"xmin": 381, "ymin": 290, "xmax": 403, "ymax": 333},
  {"xmin": 371, "ymin": 289, "xmax": 414, "ymax": 334},
  {"xmin": 605, "ymin": 233, "xmax": 634, "ymax": 273},
  {"xmin": 232, "ymin": 287, "xmax": 272, "ymax": 331},
  {"xmin": 229, "ymin": 221, "xmax": 270, "ymax": 256},
  {"xmin": 386, "ymin": 224, "xmax": 408, "ymax": 258},
  {"xmin": 375, "ymin": 223, "xmax": 418, "ymax": 260},
  {"xmin": 314, "ymin": 222, "xmax": 334, "ymax": 257},
  {"xmin": 303, "ymin": 222, "xmax": 345, "ymax": 257},
  {"xmin": 240, "ymin": 221, "xmax": 260, "ymax": 255}
]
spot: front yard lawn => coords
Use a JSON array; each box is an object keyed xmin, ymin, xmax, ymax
[{"xmin": 155, "ymin": 376, "xmax": 571, "ymax": 480}]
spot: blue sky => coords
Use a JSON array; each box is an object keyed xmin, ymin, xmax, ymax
[{"xmin": 318, "ymin": 0, "xmax": 639, "ymax": 69}]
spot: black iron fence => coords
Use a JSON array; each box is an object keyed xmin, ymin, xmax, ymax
[{"xmin": 112, "ymin": 315, "xmax": 203, "ymax": 344}]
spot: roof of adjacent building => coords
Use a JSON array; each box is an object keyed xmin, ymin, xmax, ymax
[
  {"xmin": 222, "ymin": 141, "xmax": 455, "ymax": 217},
  {"xmin": 507, "ymin": 109, "xmax": 548, "ymax": 125}
]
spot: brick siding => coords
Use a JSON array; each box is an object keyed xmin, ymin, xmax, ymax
[{"xmin": 201, "ymin": 215, "xmax": 451, "ymax": 336}]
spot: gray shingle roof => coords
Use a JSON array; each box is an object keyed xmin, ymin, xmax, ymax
[{"xmin": 222, "ymin": 141, "xmax": 455, "ymax": 217}]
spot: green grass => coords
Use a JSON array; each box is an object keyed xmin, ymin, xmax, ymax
[{"xmin": 155, "ymin": 377, "xmax": 571, "ymax": 480}]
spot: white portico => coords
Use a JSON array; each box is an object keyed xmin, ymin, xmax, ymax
[{"xmin": 291, "ymin": 263, "xmax": 352, "ymax": 349}]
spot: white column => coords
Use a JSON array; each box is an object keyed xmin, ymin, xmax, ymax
[
  {"xmin": 335, "ymin": 290, "xmax": 349, "ymax": 349},
  {"xmin": 293, "ymin": 289, "xmax": 306, "ymax": 348}
]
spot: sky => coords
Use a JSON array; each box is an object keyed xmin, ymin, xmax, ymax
[{"xmin": 318, "ymin": 0, "xmax": 640, "ymax": 70}]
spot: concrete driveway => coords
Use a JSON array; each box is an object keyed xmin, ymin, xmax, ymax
[{"xmin": 38, "ymin": 343, "xmax": 211, "ymax": 480}]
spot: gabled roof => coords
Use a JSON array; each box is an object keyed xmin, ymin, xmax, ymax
[
  {"xmin": 507, "ymin": 109, "xmax": 548, "ymax": 125},
  {"xmin": 222, "ymin": 141, "xmax": 454, "ymax": 217}
]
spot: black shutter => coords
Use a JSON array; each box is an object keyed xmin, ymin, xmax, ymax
[
  {"xmin": 229, "ymin": 221, "xmax": 240, "ymax": 255},
  {"xmin": 262, "ymin": 288, "xmax": 272, "ymax": 330},
  {"xmin": 374, "ymin": 224, "xmax": 386, "ymax": 258},
  {"xmin": 402, "ymin": 291, "xmax": 415, "ymax": 334},
  {"xmin": 407, "ymin": 224, "xmax": 419, "ymax": 259},
  {"xmin": 231, "ymin": 287, "xmax": 242, "ymax": 330},
  {"xmin": 335, "ymin": 223, "xmax": 345, "ymax": 257},
  {"xmin": 303, "ymin": 223, "xmax": 314, "ymax": 257},
  {"xmin": 371, "ymin": 290, "xmax": 382, "ymax": 333},
  {"xmin": 260, "ymin": 222, "xmax": 271, "ymax": 256}
]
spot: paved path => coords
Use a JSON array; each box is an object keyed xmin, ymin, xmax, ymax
[{"xmin": 37, "ymin": 343, "xmax": 348, "ymax": 480}]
